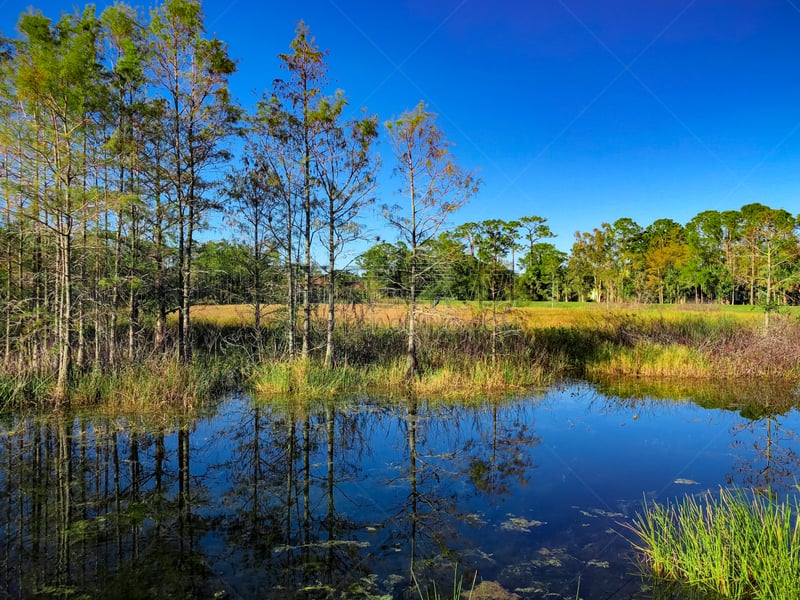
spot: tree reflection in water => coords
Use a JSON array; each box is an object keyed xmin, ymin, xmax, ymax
[
  {"xmin": 0, "ymin": 411, "xmax": 216, "ymax": 599},
  {"xmin": 1, "ymin": 385, "xmax": 799, "ymax": 599}
]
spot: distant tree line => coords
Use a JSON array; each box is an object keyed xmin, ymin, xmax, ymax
[{"xmin": 358, "ymin": 204, "xmax": 800, "ymax": 307}]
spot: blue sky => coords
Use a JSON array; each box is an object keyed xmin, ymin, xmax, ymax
[{"xmin": 3, "ymin": 0, "xmax": 800, "ymax": 252}]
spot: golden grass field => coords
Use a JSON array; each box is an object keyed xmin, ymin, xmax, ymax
[{"xmin": 184, "ymin": 300, "xmax": 770, "ymax": 330}]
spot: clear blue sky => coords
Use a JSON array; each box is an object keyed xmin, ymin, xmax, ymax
[{"xmin": 3, "ymin": 0, "xmax": 800, "ymax": 252}]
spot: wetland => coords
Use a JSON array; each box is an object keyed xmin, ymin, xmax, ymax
[{"xmin": 2, "ymin": 380, "xmax": 798, "ymax": 599}]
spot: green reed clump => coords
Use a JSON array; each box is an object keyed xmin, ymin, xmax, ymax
[
  {"xmin": 71, "ymin": 357, "xmax": 233, "ymax": 409},
  {"xmin": 252, "ymin": 360, "xmax": 367, "ymax": 397},
  {"xmin": 627, "ymin": 487, "xmax": 800, "ymax": 599},
  {"xmin": 0, "ymin": 371, "xmax": 54, "ymax": 410},
  {"xmin": 586, "ymin": 341, "xmax": 711, "ymax": 378}
]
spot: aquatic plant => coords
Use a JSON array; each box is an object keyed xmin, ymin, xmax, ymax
[
  {"xmin": 412, "ymin": 567, "xmax": 476, "ymax": 600},
  {"xmin": 0, "ymin": 372, "xmax": 54, "ymax": 410},
  {"xmin": 626, "ymin": 487, "xmax": 800, "ymax": 599}
]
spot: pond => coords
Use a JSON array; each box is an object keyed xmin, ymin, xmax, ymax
[{"xmin": 1, "ymin": 381, "xmax": 799, "ymax": 599}]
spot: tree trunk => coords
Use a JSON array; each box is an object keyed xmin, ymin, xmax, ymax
[
  {"xmin": 406, "ymin": 171, "xmax": 418, "ymax": 382},
  {"xmin": 110, "ymin": 209, "xmax": 122, "ymax": 369},
  {"xmin": 182, "ymin": 202, "xmax": 194, "ymax": 364},
  {"xmin": 153, "ymin": 170, "xmax": 167, "ymax": 354},
  {"xmin": 128, "ymin": 204, "xmax": 138, "ymax": 362},
  {"xmin": 253, "ymin": 221, "xmax": 262, "ymax": 353},
  {"xmin": 54, "ymin": 223, "xmax": 72, "ymax": 406},
  {"xmin": 302, "ymin": 184, "xmax": 312, "ymax": 360},
  {"xmin": 324, "ymin": 209, "xmax": 335, "ymax": 368},
  {"xmin": 286, "ymin": 211, "xmax": 296, "ymax": 361}
]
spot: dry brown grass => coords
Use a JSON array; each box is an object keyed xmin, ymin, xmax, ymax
[{"xmin": 180, "ymin": 301, "xmax": 765, "ymax": 330}]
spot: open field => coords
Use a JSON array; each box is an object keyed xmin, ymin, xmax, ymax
[{"xmin": 184, "ymin": 300, "xmax": 778, "ymax": 329}]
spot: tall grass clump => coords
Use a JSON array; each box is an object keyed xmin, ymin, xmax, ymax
[
  {"xmin": 586, "ymin": 342, "xmax": 711, "ymax": 378},
  {"xmin": 0, "ymin": 372, "xmax": 55, "ymax": 411},
  {"xmin": 627, "ymin": 488, "xmax": 800, "ymax": 599},
  {"xmin": 252, "ymin": 360, "xmax": 365, "ymax": 397},
  {"xmin": 71, "ymin": 358, "xmax": 233, "ymax": 410}
]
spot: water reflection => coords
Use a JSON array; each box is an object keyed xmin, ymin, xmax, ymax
[
  {"xmin": 0, "ymin": 413, "xmax": 216, "ymax": 599},
  {"xmin": 1, "ymin": 382, "xmax": 799, "ymax": 599}
]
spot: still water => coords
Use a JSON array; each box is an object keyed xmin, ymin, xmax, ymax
[{"xmin": 1, "ymin": 381, "xmax": 799, "ymax": 599}]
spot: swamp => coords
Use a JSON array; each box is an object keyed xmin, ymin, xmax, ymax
[
  {"xmin": 3, "ymin": 1, "xmax": 800, "ymax": 596},
  {"xmin": 2, "ymin": 375, "xmax": 799, "ymax": 599}
]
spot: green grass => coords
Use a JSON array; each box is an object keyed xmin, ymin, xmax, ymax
[
  {"xmin": 226, "ymin": 307, "xmax": 800, "ymax": 401},
  {"xmin": 6, "ymin": 301, "xmax": 800, "ymax": 409},
  {"xmin": 413, "ymin": 567, "xmax": 476, "ymax": 600},
  {"xmin": 626, "ymin": 487, "xmax": 800, "ymax": 599},
  {"xmin": 251, "ymin": 354, "xmax": 556, "ymax": 401},
  {"xmin": 586, "ymin": 341, "xmax": 712, "ymax": 378},
  {"xmin": 70, "ymin": 357, "xmax": 235, "ymax": 410},
  {"xmin": 0, "ymin": 371, "xmax": 54, "ymax": 410}
]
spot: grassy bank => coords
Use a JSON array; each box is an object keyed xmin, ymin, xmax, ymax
[
  {"xmin": 249, "ymin": 304, "xmax": 800, "ymax": 399},
  {"xmin": 584, "ymin": 310, "xmax": 800, "ymax": 380},
  {"xmin": 627, "ymin": 488, "xmax": 800, "ymax": 599},
  {"xmin": 3, "ymin": 301, "xmax": 800, "ymax": 407},
  {"xmin": 249, "ymin": 316, "xmax": 584, "ymax": 399},
  {"xmin": 0, "ymin": 357, "xmax": 236, "ymax": 411}
]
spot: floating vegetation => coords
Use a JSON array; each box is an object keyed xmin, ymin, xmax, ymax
[
  {"xmin": 468, "ymin": 580, "xmax": 520, "ymax": 600},
  {"xmin": 532, "ymin": 547, "xmax": 565, "ymax": 568},
  {"xmin": 500, "ymin": 515, "xmax": 546, "ymax": 533}
]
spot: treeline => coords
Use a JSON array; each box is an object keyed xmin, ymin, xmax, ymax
[
  {"xmin": 0, "ymin": 0, "xmax": 478, "ymax": 399},
  {"xmin": 357, "ymin": 205, "xmax": 799, "ymax": 307}
]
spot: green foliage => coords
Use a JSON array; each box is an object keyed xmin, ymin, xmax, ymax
[
  {"xmin": 357, "ymin": 241, "xmax": 411, "ymax": 297},
  {"xmin": 627, "ymin": 488, "xmax": 800, "ymax": 599}
]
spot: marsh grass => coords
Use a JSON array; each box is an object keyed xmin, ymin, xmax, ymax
[
  {"xmin": 412, "ymin": 567, "xmax": 476, "ymax": 600},
  {"xmin": 7, "ymin": 302, "xmax": 800, "ymax": 409},
  {"xmin": 0, "ymin": 372, "xmax": 54, "ymax": 410},
  {"xmin": 71, "ymin": 359, "xmax": 232, "ymax": 410},
  {"xmin": 586, "ymin": 342, "xmax": 711, "ymax": 378},
  {"xmin": 251, "ymin": 355, "xmax": 550, "ymax": 400},
  {"xmin": 248, "ymin": 304, "xmax": 800, "ymax": 398},
  {"xmin": 586, "ymin": 312, "xmax": 800, "ymax": 380},
  {"xmin": 185, "ymin": 301, "xmax": 775, "ymax": 331},
  {"xmin": 627, "ymin": 488, "xmax": 800, "ymax": 599},
  {"xmin": 252, "ymin": 360, "xmax": 366, "ymax": 397}
]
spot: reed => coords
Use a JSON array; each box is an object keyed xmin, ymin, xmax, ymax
[
  {"xmin": 251, "ymin": 356, "xmax": 552, "ymax": 400},
  {"xmin": 0, "ymin": 372, "xmax": 54, "ymax": 410},
  {"xmin": 6, "ymin": 302, "xmax": 800, "ymax": 409},
  {"xmin": 252, "ymin": 360, "xmax": 366, "ymax": 397},
  {"xmin": 71, "ymin": 358, "xmax": 233, "ymax": 410},
  {"xmin": 586, "ymin": 342, "xmax": 711, "ymax": 378},
  {"xmin": 627, "ymin": 487, "xmax": 800, "ymax": 599},
  {"xmin": 412, "ymin": 567, "xmax": 476, "ymax": 600}
]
